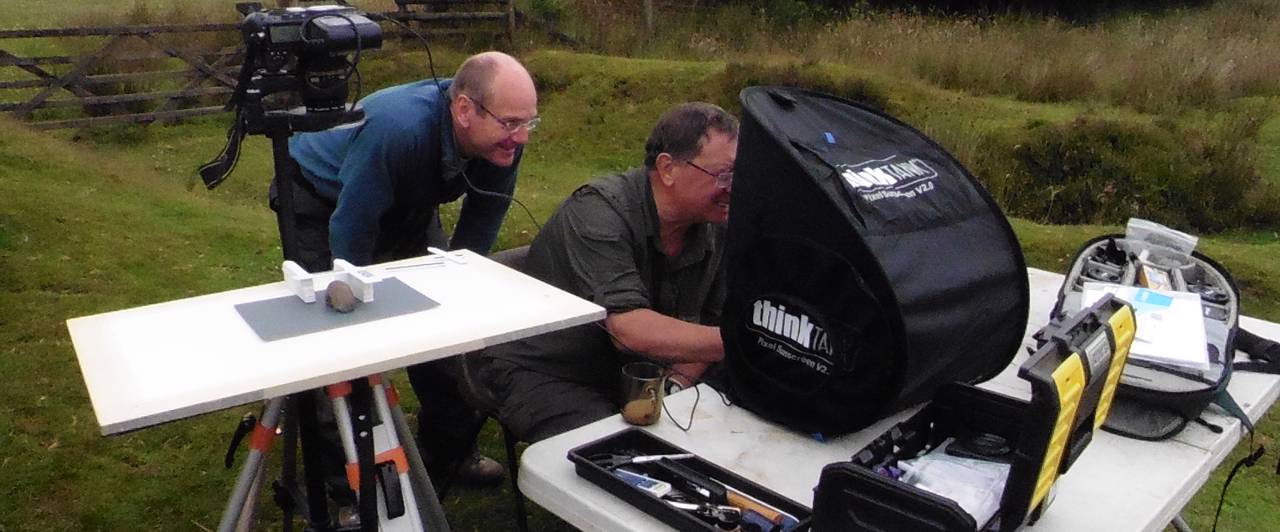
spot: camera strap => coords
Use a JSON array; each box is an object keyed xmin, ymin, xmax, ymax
[
  {"xmin": 1233, "ymin": 328, "xmax": 1280, "ymax": 374},
  {"xmin": 196, "ymin": 39, "xmax": 261, "ymax": 190},
  {"xmin": 197, "ymin": 107, "xmax": 247, "ymax": 190}
]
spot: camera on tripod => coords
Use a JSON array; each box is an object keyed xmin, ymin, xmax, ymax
[
  {"xmin": 199, "ymin": 3, "xmax": 383, "ymax": 189},
  {"xmin": 236, "ymin": 2, "xmax": 382, "ymax": 115}
]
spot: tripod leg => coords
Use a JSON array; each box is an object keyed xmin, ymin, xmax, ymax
[
  {"xmin": 295, "ymin": 392, "xmax": 335, "ymax": 528},
  {"xmin": 233, "ymin": 458, "xmax": 268, "ymax": 532},
  {"xmin": 377, "ymin": 379, "xmax": 451, "ymax": 532},
  {"xmin": 327, "ymin": 381, "xmax": 370, "ymax": 529},
  {"xmin": 218, "ymin": 397, "xmax": 285, "ymax": 532},
  {"xmin": 331, "ymin": 377, "xmax": 444, "ymax": 532},
  {"xmin": 386, "ymin": 383, "xmax": 451, "ymax": 532},
  {"xmin": 277, "ymin": 399, "xmax": 299, "ymax": 532},
  {"xmin": 347, "ymin": 379, "xmax": 379, "ymax": 531},
  {"xmin": 270, "ymin": 132, "xmax": 302, "ymax": 265}
]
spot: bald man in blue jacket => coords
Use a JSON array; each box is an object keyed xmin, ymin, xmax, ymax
[{"xmin": 276, "ymin": 51, "xmax": 538, "ymax": 499}]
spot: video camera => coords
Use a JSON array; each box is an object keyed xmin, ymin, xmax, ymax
[{"xmin": 199, "ymin": 3, "xmax": 383, "ymax": 189}]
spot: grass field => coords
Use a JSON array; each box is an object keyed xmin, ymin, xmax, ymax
[{"xmin": 2, "ymin": 2, "xmax": 1279, "ymax": 531}]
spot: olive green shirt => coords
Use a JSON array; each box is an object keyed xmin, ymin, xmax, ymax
[{"xmin": 486, "ymin": 167, "xmax": 727, "ymax": 387}]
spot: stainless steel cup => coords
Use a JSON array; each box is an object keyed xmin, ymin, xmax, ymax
[{"xmin": 620, "ymin": 361, "xmax": 667, "ymax": 426}]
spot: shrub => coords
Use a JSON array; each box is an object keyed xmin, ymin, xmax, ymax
[
  {"xmin": 707, "ymin": 61, "xmax": 891, "ymax": 115},
  {"xmin": 1243, "ymin": 183, "xmax": 1280, "ymax": 227},
  {"xmin": 972, "ymin": 110, "xmax": 1274, "ymax": 232},
  {"xmin": 753, "ymin": 0, "xmax": 831, "ymax": 30},
  {"xmin": 528, "ymin": 0, "xmax": 569, "ymax": 23}
]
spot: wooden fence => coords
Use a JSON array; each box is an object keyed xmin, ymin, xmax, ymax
[
  {"xmin": 0, "ymin": 23, "xmax": 241, "ymax": 130},
  {"xmin": 0, "ymin": 2, "xmax": 515, "ymax": 130}
]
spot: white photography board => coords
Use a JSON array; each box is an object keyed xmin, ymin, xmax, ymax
[{"xmin": 66, "ymin": 250, "xmax": 605, "ymax": 435}]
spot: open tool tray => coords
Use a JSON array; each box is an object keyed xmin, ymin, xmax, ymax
[
  {"xmin": 568, "ymin": 428, "xmax": 811, "ymax": 532},
  {"xmin": 811, "ymin": 296, "xmax": 1135, "ymax": 532}
]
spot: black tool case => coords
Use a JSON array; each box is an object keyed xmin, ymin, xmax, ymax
[
  {"xmin": 568, "ymin": 428, "xmax": 812, "ymax": 532},
  {"xmin": 810, "ymin": 296, "xmax": 1136, "ymax": 531}
]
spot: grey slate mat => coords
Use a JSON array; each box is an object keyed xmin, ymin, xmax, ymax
[{"xmin": 235, "ymin": 277, "xmax": 439, "ymax": 342}]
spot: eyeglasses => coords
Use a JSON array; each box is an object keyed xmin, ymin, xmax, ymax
[
  {"xmin": 684, "ymin": 160, "xmax": 733, "ymax": 188},
  {"xmin": 474, "ymin": 98, "xmax": 541, "ymax": 133}
]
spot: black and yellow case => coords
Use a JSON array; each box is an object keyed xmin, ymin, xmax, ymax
[{"xmin": 810, "ymin": 294, "xmax": 1135, "ymax": 531}]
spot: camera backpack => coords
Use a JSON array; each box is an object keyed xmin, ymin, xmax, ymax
[
  {"xmin": 720, "ymin": 87, "xmax": 1029, "ymax": 436},
  {"xmin": 1051, "ymin": 230, "xmax": 1279, "ymax": 440}
]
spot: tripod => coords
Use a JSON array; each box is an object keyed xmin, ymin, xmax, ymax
[
  {"xmin": 218, "ymin": 375, "xmax": 449, "ymax": 532},
  {"xmin": 215, "ymin": 110, "xmax": 451, "ymax": 531}
]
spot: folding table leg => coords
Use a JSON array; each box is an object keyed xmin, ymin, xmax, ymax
[{"xmin": 503, "ymin": 424, "xmax": 529, "ymax": 532}]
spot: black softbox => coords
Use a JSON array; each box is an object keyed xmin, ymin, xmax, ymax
[{"xmin": 721, "ymin": 87, "xmax": 1029, "ymax": 436}]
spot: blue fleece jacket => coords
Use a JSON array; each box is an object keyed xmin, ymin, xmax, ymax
[{"xmin": 288, "ymin": 78, "xmax": 519, "ymax": 265}]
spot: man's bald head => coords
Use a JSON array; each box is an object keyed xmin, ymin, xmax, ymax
[
  {"xmin": 448, "ymin": 51, "xmax": 538, "ymax": 167},
  {"xmin": 448, "ymin": 51, "xmax": 532, "ymax": 103}
]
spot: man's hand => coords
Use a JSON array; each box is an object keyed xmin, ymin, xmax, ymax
[{"xmin": 668, "ymin": 362, "xmax": 709, "ymax": 391}]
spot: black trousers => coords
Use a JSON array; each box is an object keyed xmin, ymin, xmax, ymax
[
  {"xmin": 271, "ymin": 158, "xmax": 484, "ymax": 493},
  {"xmin": 478, "ymin": 357, "xmax": 618, "ymax": 444}
]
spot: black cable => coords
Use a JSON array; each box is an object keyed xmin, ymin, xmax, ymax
[
  {"xmin": 351, "ymin": 66, "xmax": 363, "ymax": 107},
  {"xmin": 1210, "ymin": 432, "xmax": 1266, "ymax": 532},
  {"xmin": 372, "ymin": 13, "xmax": 441, "ymax": 88},
  {"xmin": 459, "ymin": 170, "xmax": 543, "ymax": 233},
  {"xmin": 716, "ymin": 384, "xmax": 732, "ymax": 406},
  {"xmin": 663, "ymin": 384, "xmax": 700, "ymax": 432}
]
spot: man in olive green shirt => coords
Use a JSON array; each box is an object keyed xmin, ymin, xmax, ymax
[{"xmin": 480, "ymin": 102, "xmax": 738, "ymax": 442}]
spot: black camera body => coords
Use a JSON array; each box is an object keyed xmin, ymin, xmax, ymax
[{"xmin": 237, "ymin": 3, "xmax": 382, "ymax": 115}]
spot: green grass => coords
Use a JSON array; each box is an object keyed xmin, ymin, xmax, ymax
[
  {"xmin": 0, "ymin": 120, "xmax": 275, "ymax": 531},
  {"xmin": 2, "ymin": 8, "xmax": 1280, "ymax": 531}
]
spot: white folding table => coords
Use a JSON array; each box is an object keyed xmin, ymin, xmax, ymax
[
  {"xmin": 66, "ymin": 249, "xmax": 606, "ymax": 435},
  {"xmin": 519, "ymin": 268, "xmax": 1280, "ymax": 532}
]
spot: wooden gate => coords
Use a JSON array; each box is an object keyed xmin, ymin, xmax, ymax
[{"xmin": 0, "ymin": 23, "xmax": 242, "ymax": 130}]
